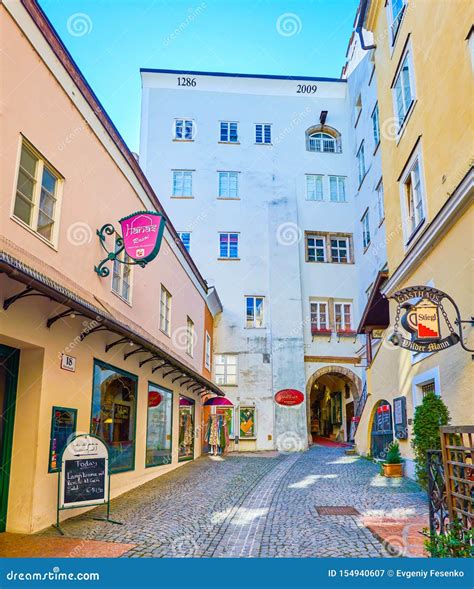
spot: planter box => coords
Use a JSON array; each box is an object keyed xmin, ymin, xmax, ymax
[{"xmin": 382, "ymin": 462, "xmax": 403, "ymax": 478}]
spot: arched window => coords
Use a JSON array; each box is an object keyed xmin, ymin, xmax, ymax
[{"xmin": 305, "ymin": 125, "xmax": 342, "ymax": 153}]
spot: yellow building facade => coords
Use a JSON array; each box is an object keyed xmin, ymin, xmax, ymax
[{"xmin": 355, "ymin": 0, "xmax": 474, "ymax": 476}]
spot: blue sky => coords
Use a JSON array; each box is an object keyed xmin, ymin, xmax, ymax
[{"xmin": 39, "ymin": 0, "xmax": 359, "ymax": 152}]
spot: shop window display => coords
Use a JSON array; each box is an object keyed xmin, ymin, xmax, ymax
[
  {"xmin": 239, "ymin": 406, "xmax": 256, "ymax": 439},
  {"xmin": 91, "ymin": 360, "xmax": 137, "ymax": 473},
  {"xmin": 178, "ymin": 396, "xmax": 195, "ymax": 461},
  {"xmin": 146, "ymin": 383, "xmax": 173, "ymax": 467}
]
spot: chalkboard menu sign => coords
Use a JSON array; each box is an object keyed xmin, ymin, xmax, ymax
[
  {"xmin": 49, "ymin": 406, "xmax": 77, "ymax": 472},
  {"xmin": 64, "ymin": 458, "xmax": 106, "ymax": 505},
  {"xmin": 59, "ymin": 434, "xmax": 109, "ymax": 509}
]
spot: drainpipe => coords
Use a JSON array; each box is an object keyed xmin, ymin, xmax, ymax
[{"xmin": 356, "ymin": 0, "xmax": 376, "ymax": 50}]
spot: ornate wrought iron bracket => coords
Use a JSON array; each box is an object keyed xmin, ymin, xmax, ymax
[
  {"xmin": 80, "ymin": 325, "xmax": 108, "ymax": 341},
  {"xmin": 139, "ymin": 355, "xmax": 162, "ymax": 368},
  {"xmin": 94, "ymin": 224, "xmax": 147, "ymax": 278},
  {"xmin": 152, "ymin": 362, "xmax": 171, "ymax": 374},
  {"xmin": 123, "ymin": 346, "xmax": 148, "ymax": 361},
  {"xmin": 3, "ymin": 286, "xmax": 50, "ymax": 310},
  {"xmin": 47, "ymin": 309, "xmax": 86, "ymax": 328}
]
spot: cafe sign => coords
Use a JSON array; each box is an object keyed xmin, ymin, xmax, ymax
[
  {"xmin": 95, "ymin": 211, "xmax": 166, "ymax": 278},
  {"xmin": 388, "ymin": 286, "xmax": 472, "ymax": 353},
  {"xmin": 274, "ymin": 389, "xmax": 305, "ymax": 407}
]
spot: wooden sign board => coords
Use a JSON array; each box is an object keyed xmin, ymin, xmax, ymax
[{"xmin": 59, "ymin": 434, "xmax": 108, "ymax": 510}]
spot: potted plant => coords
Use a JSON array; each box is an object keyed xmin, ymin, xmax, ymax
[{"xmin": 382, "ymin": 440, "xmax": 404, "ymax": 477}]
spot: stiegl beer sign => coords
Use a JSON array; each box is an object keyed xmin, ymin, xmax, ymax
[{"xmin": 388, "ymin": 286, "xmax": 472, "ymax": 353}]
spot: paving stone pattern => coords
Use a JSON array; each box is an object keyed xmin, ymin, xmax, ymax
[{"xmin": 40, "ymin": 446, "xmax": 428, "ymax": 558}]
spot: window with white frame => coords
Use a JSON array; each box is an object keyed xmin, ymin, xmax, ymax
[
  {"xmin": 13, "ymin": 141, "xmax": 61, "ymax": 243},
  {"xmin": 334, "ymin": 302, "xmax": 352, "ymax": 332},
  {"xmin": 306, "ymin": 175, "xmax": 324, "ymax": 201},
  {"xmin": 361, "ymin": 209, "xmax": 371, "ymax": 249},
  {"xmin": 330, "ymin": 237, "xmax": 350, "ymax": 263},
  {"xmin": 112, "ymin": 237, "xmax": 132, "ymax": 302},
  {"xmin": 174, "ymin": 119, "xmax": 194, "ymax": 140},
  {"xmin": 306, "ymin": 234, "xmax": 326, "ymax": 262},
  {"xmin": 218, "ymin": 171, "xmax": 239, "ymax": 198},
  {"xmin": 160, "ymin": 285, "xmax": 172, "ymax": 335},
  {"xmin": 389, "ymin": 0, "xmax": 406, "ymax": 45},
  {"xmin": 357, "ymin": 141, "xmax": 366, "ymax": 185},
  {"xmin": 220, "ymin": 121, "xmax": 238, "ymax": 143},
  {"xmin": 172, "ymin": 170, "xmax": 193, "ymax": 197},
  {"xmin": 329, "ymin": 176, "xmax": 346, "ymax": 202},
  {"xmin": 402, "ymin": 155, "xmax": 425, "ymax": 239},
  {"xmin": 376, "ymin": 180, "xmax": 385, "ymax": 224},
  {"xmin": 219, "ymin": 232, "xmax": 239, "ymax": 258},
  {"xmin": 372, "ymin": 103, "xmax": 380, "ymax": 146},
  {"xmin": 205, "ymin": 332, "xmax": 211, "ymax": 370},
  {"xmin": 255, "ymin": 124, "xmax": 271, "ymax": 144},
  {"xmin": 393, "ymin": 50, "xmax": 415, "ymax": 129},
  {"xmin": 246, "ymin": 296, "xmax": 264, "ymax": 328},
  {"xmin": 310, "ymin": 301, "xmax": 329, "ymax": 333},
  {"xmin": 215, "ymin": 354, "xmax": 237, "ymax": 385},
  {"xmin": 177, "ymin": 231, "xmax": 191, "ymax": 252},
  {"xmin": 186, "ymin": 316, "xmax": 195, "ymax": 356},
  {"xmin": 307, "ymin": 132, "xmax": 337, "ymax": 153}
]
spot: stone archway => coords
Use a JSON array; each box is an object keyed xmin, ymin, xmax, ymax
[{"xmin": 305, "ymin": 365, "xmax": 362, "ymax": 444}]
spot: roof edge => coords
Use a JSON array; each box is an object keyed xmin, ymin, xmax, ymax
[{"xmin": 140, "ymin": 68, "xmax": 347, "ymax": 83}]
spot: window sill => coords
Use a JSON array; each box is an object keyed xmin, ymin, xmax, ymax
[
  {"xmin": 159, "ymin": 328, "xmax": 171, "ymax": 338},
  {"xmin": 378, "ymin": 216, "xmax": 385, "ymax": 228},
  {"xmin": 218, "ymin": 383, "xmax": 238, "ymax": 387},
  {"xmin": 337, "ymin": 330, "xmax": 357, "ymax": 337},
  {"xmin": 11, "ymin": 215, "xmax": 58, "ymax": 251},
  {"xmin": 218, "ymin": 141, "xmax": 240, "ymax": 145},
  {"xmin": 255, "ymin": 143, "xmax": 272, "ymax": 146},
  {"xmin": 358, "ymin": 171, "xmax": 368, "ymax": 190},
  {"xmin": 244, "ymin": 326, "xmax": 266, "ymax": 330},
  {"xmin": 217, "ymin": 197, "xmax": 240, "ymax": 201},
  {"xmin": 218, "ymin": 257, "xmax": 240, "ymax": 261},
  {"xmin": 311, "ymin": 330, "xmax": 332, "ymax": 336},
  {"xmin": 329, "ymin": 199, "xmax": 348, "ymax": 204},
  {"xmin": 170, "ymin": 195, "xmax": 194, "ymax": 199},
  {"xmin": 373, "ymin": 141, "xmax": 380, "ymax": 156},
  {"xmin": 405, "ymin": 218, "xmax": 426, "ymax": 248},
  {"xmin": 173, "ymin": 139, "xmax": 194, "ymax": 143},
  {"xmin": 363, "ymin": 243, "xmax": 371, "ymax": 255},
  {"xmin": 354, "ymin": 111, "xmax": 362, "ymax": 128},
  {"xmin": 111, "ymin": 289, "xmax": 133, "ymax": 307}
]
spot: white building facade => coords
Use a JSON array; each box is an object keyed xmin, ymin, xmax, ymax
[{"xmin": 139, "ymin": 68, "xmax": 379, "ymax": 451}]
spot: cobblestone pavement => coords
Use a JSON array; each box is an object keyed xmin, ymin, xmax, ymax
[{"xmin": 40, "ymin": 446, "xmax": 428, "ymax": 558}]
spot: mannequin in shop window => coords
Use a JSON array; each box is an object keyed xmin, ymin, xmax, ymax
[{"xmin": 205, "ymin": 413, "xmax": 229, "ymax": 456}]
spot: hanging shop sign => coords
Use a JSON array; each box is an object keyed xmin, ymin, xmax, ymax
[
  {"xmin": 388, "ymin": 286, "xmax": 473, "ymax": 353},
  {"xmin": 95, "ymin": 211, "xmax": 166, "ymax": 278},
  {"xmin": 274, "ymin": 389, "xmax": 305, "ymax": 407},
  {"xmin": 393, "ymin": 396, "xmax": 408, "ymax": 440},
  {"xmin": 55, "ymin": 434, "xmax": 120, "ymax": 534}
]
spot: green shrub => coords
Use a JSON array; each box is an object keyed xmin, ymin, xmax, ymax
[
  {"xmin": 411, "ymin": 392, "xmax": 450, "ymax": 488},
  {"xmin": 423, "ymin": 519, "xmax": 474, "ymax": 558},
  {"xmin": 385, "ymin": 440, "xmax": 403, "ymax": 464}
]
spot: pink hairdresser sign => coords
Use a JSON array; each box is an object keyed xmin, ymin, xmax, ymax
[{"xmin": 119, "ymin": 211, "xmax": 166, "ymax": 263}]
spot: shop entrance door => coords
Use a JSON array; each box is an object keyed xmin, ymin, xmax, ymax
[
  {"xmin": 371, "ymin": 400, "xmax": 393, "ymax": 459},
  {"xmin": 0, "ymin": 345, "xmax": 20, "ymax": 533},
  {"xmin": 178, "ymin": 397, "xmax": 195, "ymax": 462}
]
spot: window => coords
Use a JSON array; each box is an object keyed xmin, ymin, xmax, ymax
[
  {"xmin": 246, "ymin": 296, "xmax": 264, "ymax": 328},
  {"xmin": 389, "ymin": 0, "xmax": 406, "ymax": 45},
  {"xmin": 219, "ymin": 232, "xmax": 239, "ymax": 258},
  {"xmin": 402, "ymin": 156, "xmax": 425, "ymax": 238},
  {"xmin": 146, "ymin": 384, "xmax": 173, "ymax": 467},
  {"xmin": 220, "ymin": 121, "xmax": 238, "ymax": 143},
  {"xmin": 372, "ymin": 103, "xmax": 380, "ymax": 146},
  {"xmin": 334, "ymin": 303, "xmax": 352, "ymax": 332},
  {"xmin": 218, "ymin": 172, "xmax": 239, "ymax": 198},
  {"xmin": 362, "ymin": 210, "xmax": 371, "ymax": 249},
  {"xmin": 186, "ymin": 317, "xmax": 195, "ymax": 356},
  {"xmin": 357, "ymin": 142, "xmax": 366, "ymax": 185},
  {"xmin": 91, "ymin": 360, "xmax": 137, "ymax": 473},
  {"xmin": 354, "ymin": 94, "xmax": 362, "ymax": 125},
  {"xmin": 256, "ymin": 124, "xmax": 271, "ymax": 144},
  {"xmin": 160, "ymin": 285, "xmax": 172, "ymax": 335},
  {"xmin": 306, "ymin": 175, "xmax": 324, "ymax": 201},
  {"xmin": 205, "ymin": 332, "xmax": 211, "ymax": 370},
  {"xmin": 177, "ymin": 231, "xmax": 191, "ymax": 252},
  {"xmin": 376, "ymin": 181, "xmax": 385, "ymax": 224},
  {"xmin": 330, "ymin": 237, "xmax": 349, "ymax": 263},
  {"xmin": 172, "ymin": 170, "xmax": 193, "ymax": 197},
  {"xmin": 307, "ymin": 132, "xmax": 337, "ymax": 153},
  {"xmin": 215, "ymin": 354, "xmax": 237, "ymax": 385},
  {"xmin": 393, "ymin": 51, "xmax": 414, "ymax": 129},
  {"xmin": 112, "ymin": 237, "xmax": 132, "ymax": 302},
  {"xmin": 310, "ymin": 302, "xmax": 329, "ymax": 333},
  {"xmin": 240, "ymin": 407, "xmax": 256, "ymax": 438},
  {"xmin": 13, "ymin": 141, "xmax": 61, "ymax": 242},
  {"xmin": 421, "ymin": 381, "xmax": 435, "ymax": 398},
  {"xmin": 306, "ymin": 234, "xmax": 326, "ymax": 262},
  {"xmin": 329, "ymin": 176, "xmax": 346, "ymax": 202},
  {"xmin": 174, "ymin": 119, "xmax": 194, "ymax": 140}
]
